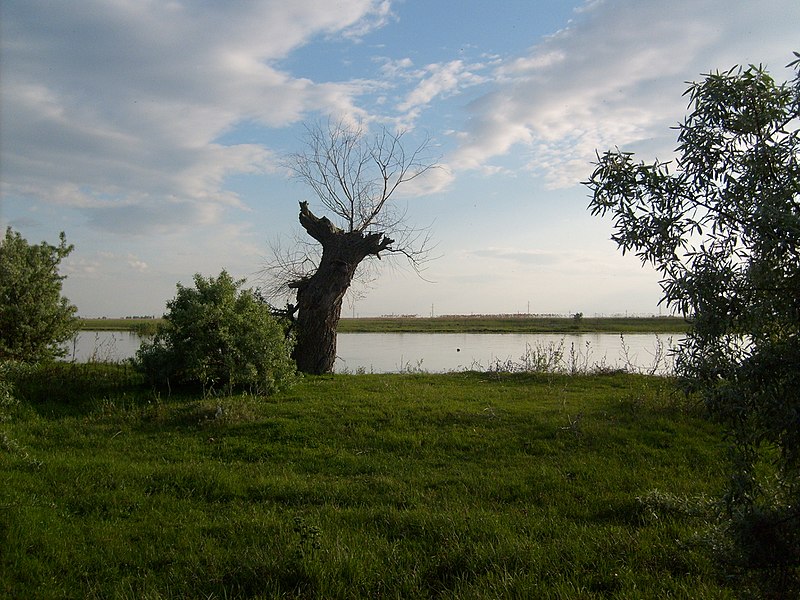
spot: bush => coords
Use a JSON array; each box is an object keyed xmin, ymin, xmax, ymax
[
  {"xmin": 0, "ymin": 227, "xmax": 78, "ymax": 361},
  {"xmin": 135, "ymin": 271, "xmax": 296, "ymax": 395}
]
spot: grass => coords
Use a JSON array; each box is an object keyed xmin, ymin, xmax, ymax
[
  {"xmin": 0, "ymin": 363, "xmax": 738, "ymax": 598},
  {"xmin": 79, "ymin": 318, "xmax": 163, "ymax": 335},
  {"xmin": 338, "ymin": 315, "xmax": 689, "ymax": 334},
  {"xmin": 79, "ymin": 315, "xmax": 688, "ymax": 334}
]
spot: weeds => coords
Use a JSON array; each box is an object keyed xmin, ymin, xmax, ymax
[
  {"xmin": 619, "ymin": 333, "xmax": 674, "ymax": 375},
  {"xmin": 559, "ymin": 411, "xmax": 584, "ymax": 438},
  {"xmin": 483, "ymin": 334, "xmax": 673, "ymax": 376},
  {"xmin": 398, "ymin": 357, "xmax": 426, "ymax": 374},
  {"xmin": 0, "ymin": 362, "xmax": 20, "ymax": 423},
  {"xmin": 636, "ymin": 489, "xmax": 715, "ymax": 523},
  {"xmin": 292, "ymin": 516, "xmax": 323, "ymax": 559}
]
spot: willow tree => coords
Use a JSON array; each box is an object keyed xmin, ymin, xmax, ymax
[
  {"xmin": 267, "ymin": 121, "xmax": 437, "ymax": 374},
  {"xmin": 586, "ymin": 55, "xmax": 800, "ymax": 585}
]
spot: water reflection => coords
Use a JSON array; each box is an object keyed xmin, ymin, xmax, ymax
[{"xmin": 63, "ymin": 331, "xmax": 145, "ymax": 363}]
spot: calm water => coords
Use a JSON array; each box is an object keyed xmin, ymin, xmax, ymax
[
  {"xmin": 337, "ymin": 332, "xmax": 677, "ymax": 374},
  {"xmin": 65, "ymin": 331, "xmax": 678, "ymax": 374},
  {"xmin": 63, "ymin": 331, "xmax": 144, "ymax": 364}
]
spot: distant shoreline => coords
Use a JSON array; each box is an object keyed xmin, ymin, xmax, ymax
[
  {"xmin": 338, "ymin": 315, "xmax": 687, "ymax": 333},
  {"xmin": 79, "ymin": 315, "xmax": 687, "ymax": 334}
]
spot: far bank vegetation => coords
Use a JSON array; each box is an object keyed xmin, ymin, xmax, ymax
[{"xmin": 79, "ymin": 314, "xmax": 687, "ymax": 335}]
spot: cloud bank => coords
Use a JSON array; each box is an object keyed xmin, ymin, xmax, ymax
[
  {"xmin": 1, "ymin": 0, "xmax": 389, "ymax": 233},
  {"xmin": 446, "ymin": 0, "xmax": 799, "ymax": 188}
]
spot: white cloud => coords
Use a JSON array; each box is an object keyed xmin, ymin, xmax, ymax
[
  {"xmin": 61, "ymin": 218, "xmax": 269, "ymax": 315},
  {"xmin": 0, "ymin": 0, "xmax": 389, "ymax": 234},
  {"xmin": 394, "ymin": 164, "xmax": 455, "ymax": 198},
  {"xmin": 495, "ymin": 50, "xmax": 566, "ymax": 79},
  {"xmin": 396, "ymin": 60, "xmax": 487, "ymax": 114},
  {"xmin": 127, "ymin": 257, "xmax": 149, "ymax": 273},
  {"xmin": 378, "ymin": 57, "xmax": 415, "ymax": 78},
  {"xmin": 64, "ymin": 250, "xmax": 148, "ymax": 278},
  {"xmin": 447, "ymin": 0, "xmax": 800, "ymax": 188},
  {"xmin": 339, "ymin": 0, "xmax": 395, "ymax": 39}
]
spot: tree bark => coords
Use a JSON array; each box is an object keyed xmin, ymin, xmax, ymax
[{"xmin": 291, "ymin": 202, "xmax": 392, "ymax": 374}]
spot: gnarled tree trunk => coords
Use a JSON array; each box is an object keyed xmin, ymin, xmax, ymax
[{"xmin": 290, "ymin": 202, "xmax": 392, "ymax": 374}]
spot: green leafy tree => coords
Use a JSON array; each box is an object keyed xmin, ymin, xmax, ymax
[
  {"xmin": 135, "ymin": 271, "xmax": 296, "ymax": 395},
  {"xmin": 586, "ymin": 55, "xmax": 800, "ymax": 583},
  {"xmin": 0, "ymin": 227, "xmax": 78, "ymax": 362}
]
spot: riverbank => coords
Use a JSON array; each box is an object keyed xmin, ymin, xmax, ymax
[
  {"xmin": 338, "ymin": 315, "xmax": 687, "ymax": 333},
  {"xmin": 2, "ymin": 364, "xmax": 732, "ymax": 598},
  {"xmin": 79, "ymin": 315, "xmax": 688, "ymax": 334}
]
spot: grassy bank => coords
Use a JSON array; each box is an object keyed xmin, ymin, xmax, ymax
[
  {"xmin": 338, "ymin": 315, "xmax": 687, "ymax": 333},
  {"xmin": 1, "ymin": 363, "xmax": 736, "ymax": 598},
  {"xmin": 80, "ymin": 315, "xmax": 688, "ymax": 334},
  {"xmin": 79, "ymin": 317, "xmax": 164, "ymax": 334}
]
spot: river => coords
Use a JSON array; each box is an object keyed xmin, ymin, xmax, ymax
[{"xmin": 64, "ymin": 331, "xmax": 679, "ymax": 374}]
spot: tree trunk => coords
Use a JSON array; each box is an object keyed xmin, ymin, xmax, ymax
[{"xmin": 291, "ymin": 202, "xmax": 393, "ymax": 374}]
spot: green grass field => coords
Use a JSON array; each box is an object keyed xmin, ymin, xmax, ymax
[
  {"xmin": 79, "ymin": 315, "xmax": 688, "ymax": 334},
  {"xmin": 1, "ymin": 363, "xmax": 738, "ymax": 598}
]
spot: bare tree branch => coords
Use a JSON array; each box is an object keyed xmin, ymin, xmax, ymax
[
  {"xmin": 283, "ymin": 119, "xmax": 439, "ymax": 233},
  {"xmin": 264, "ymin": 119, "xmax": 440, "ymax": 373}
]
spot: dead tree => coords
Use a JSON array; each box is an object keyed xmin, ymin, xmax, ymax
[{"xmin": 266, "ymin": 120, "xmax": 437, "ymax": 374}]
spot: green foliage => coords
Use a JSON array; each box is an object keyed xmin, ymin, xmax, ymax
[
  {"xmin": 0, "ymin": 362, "xmax": 20, "ymax": 423},
  {"xmin": 129, "ymin": 320, "xmax": 162, "ymax": 337},
  {"xmin": 0, "ymin": 227, "xmax": 78, "ymax": 362},
  {"xmin": 586, "ymin": 54, "xmax": 800, "ymax": 583},
  {"xmin": 135, "ymin": 271, "xmax": 297, "ymax": 395}
]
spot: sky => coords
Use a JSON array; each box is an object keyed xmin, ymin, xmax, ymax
[{"xmin": 1, "ymin": 0, "xmax": 798, "ymax": 318}]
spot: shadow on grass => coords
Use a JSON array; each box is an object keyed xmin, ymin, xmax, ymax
[
  {"xmin": 6, "ymin": 361, "xmax": 208, "ymax": 420},
  {"xmin": 8, "ymin": 361, "xmax": 146, "ymax": 417}
]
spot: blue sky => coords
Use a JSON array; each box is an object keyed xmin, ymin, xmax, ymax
[{"xmin": 2, "ymin": 0, "xmax": 798, "ymax": 317}]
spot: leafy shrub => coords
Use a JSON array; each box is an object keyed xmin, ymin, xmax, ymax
[
  {"xmin": 135, "ymin": 271, "xmax": 296, "ymax": 395},
  {"xmin": 0, "ymin": 227, "xmax": 78, "ymax": 361}
]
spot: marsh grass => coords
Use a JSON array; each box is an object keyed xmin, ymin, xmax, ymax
[{"xmin": 1, "ymin": 364, "xmax": 736, "ymax": 598}]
